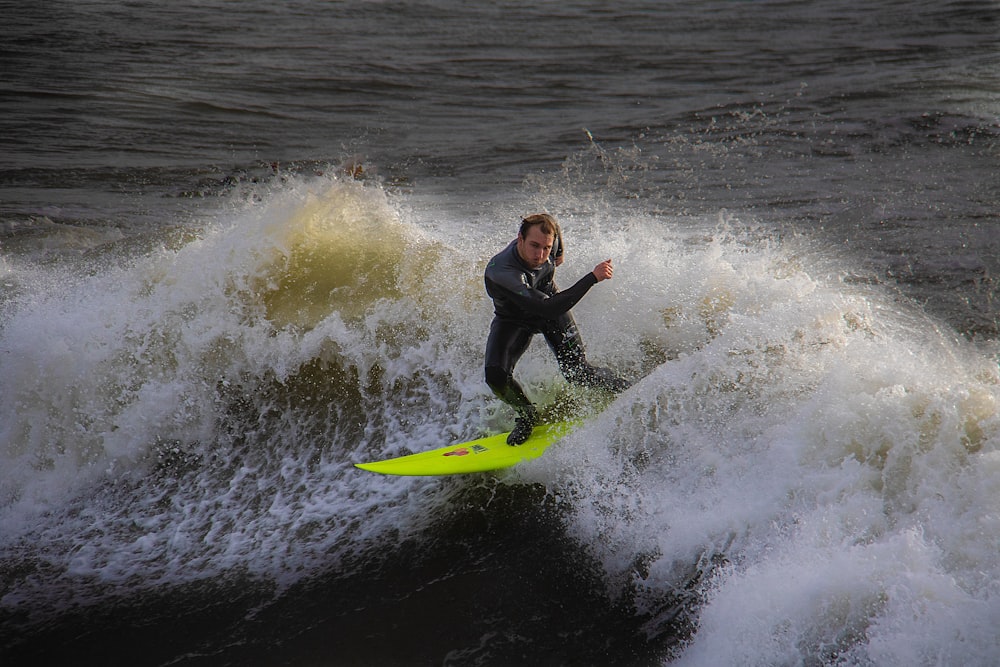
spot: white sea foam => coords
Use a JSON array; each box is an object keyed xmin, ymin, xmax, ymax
[
  {"xmin": 517, "ymin": 210, "xmax": 1000, "ymax": 665},
  {"xmin": 2, "ymin": 175, "xmax": 998, "ymax": 665},
  {"xmin": 0, "ymin": 176, "xmax": 472, "ymax": 605}
]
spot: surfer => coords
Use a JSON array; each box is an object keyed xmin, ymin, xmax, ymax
[{"xmin": 484, "ymin": 213, "xmax": 629, "ymax": 445}]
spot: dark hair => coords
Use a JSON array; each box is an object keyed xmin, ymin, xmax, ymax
[{"xmin": 519, "ymin": 213, "xmax": 558, "ymax": 239}]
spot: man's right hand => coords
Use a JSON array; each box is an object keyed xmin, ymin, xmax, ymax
[{"xmin": 593, "ymin": 259, "xmax": 614, "ymax": 282}]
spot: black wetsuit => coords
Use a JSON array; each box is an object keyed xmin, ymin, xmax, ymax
[{"xmin": 483, "ymin": 239, "xmax": 628, "ymax": 417}]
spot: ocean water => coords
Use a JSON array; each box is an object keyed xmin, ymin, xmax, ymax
[{"xmin": 2, "ymin": 1, "xmax": 999, "ymax": 665}]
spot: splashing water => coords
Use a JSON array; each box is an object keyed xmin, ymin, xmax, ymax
[{"xmin": 2, "ymin": 172, "xmax": 998, "ymax": 665}]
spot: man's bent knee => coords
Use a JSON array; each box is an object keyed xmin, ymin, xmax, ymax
[{"xmin": 485, "ymin": 365, "xmax": 510, "ymax": 393}]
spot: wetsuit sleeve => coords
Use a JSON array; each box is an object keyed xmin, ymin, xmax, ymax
[
  {"xmin": 487, "ymin": 271, "xmax": 598, "ymax": 319},
  {"xmin": 538, "ymin": 269, "xmax": 557, "ymax": 296}
]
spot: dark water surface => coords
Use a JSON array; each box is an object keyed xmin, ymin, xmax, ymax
[{"xmin": 2, "ymin": 1, "xmax": 999, "ymax": 665}]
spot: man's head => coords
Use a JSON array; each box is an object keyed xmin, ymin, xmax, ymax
[{"xmin": 516, "ymin": 214, "xmax": 558, "ymax": 269}]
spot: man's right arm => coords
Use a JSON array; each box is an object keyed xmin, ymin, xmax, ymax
[{"xmin": 486, "ymin": 272, "xmax": 599, "ymax": 320}]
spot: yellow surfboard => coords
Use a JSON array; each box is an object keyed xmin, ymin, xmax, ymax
[{"xmin": 354, "ymin": 421, "xmax": 578, "ymax": 476}]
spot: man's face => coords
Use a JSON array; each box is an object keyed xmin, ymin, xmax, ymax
[{"xmin": 516, "ymin": 226, "xmax": 554, "ymax": 270}]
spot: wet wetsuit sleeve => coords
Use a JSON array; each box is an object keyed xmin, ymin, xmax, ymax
[{"xmin": 487, "ymin": 271, "xmax": 597, "ymax": 319}]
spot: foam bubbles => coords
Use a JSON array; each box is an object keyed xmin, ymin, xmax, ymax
[
  {"xmin": 3, "ymin": 173, "xmax": 998, "ymax": 664},
  {"xmin": 0, "ymin": 174, "xmax": 480, "ymax": 618},
  {"xmin": 517, "ymin": 213, "xmax": 1000, "ymax": 664}
]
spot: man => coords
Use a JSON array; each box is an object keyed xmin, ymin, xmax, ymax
[{"xmin": 484, "ymin": 213, "xmax": 629, "ymax": 445}]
